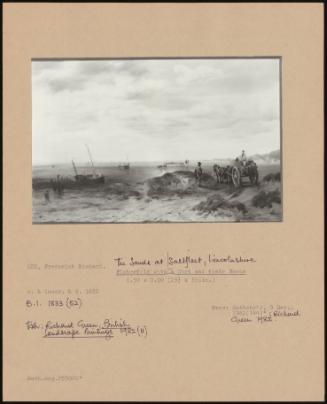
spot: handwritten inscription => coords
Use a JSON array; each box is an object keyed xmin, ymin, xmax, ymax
[
  {"xmin": 26, "ymin": 297, "xmax": 82, "ymax": 309},
  {"xmin": 212, "ymin": 304, "xmax": 301, "ymax": 325},
  {"xmin": 115, "ymin": 254, "xmax": 255, "ymax": 269},
  {"xmin": 26, "ymin": 318, "xmax": 148, "ymax": 340},
  {"xmin": 114, "ymin": 253, "xmax": 255, "ymax": 281}
]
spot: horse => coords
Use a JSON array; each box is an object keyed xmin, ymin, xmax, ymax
[
  {"xmin": 213, "ymin": 164, "xmax": 221, "ymax": 182},
  {"xmin": 223, "ymin": 166, "xmax": 233, "ymax": 184}
]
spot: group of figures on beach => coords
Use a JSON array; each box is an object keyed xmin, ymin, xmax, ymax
[{"xmin": 44, "ymin": 175, "xmax": 64, "ymax": 202}]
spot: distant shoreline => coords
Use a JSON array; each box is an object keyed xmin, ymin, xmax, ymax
[
  {"xmin": 32, "ymin": 149, "xmax": 280, "ymax": 168},
  {"xmin": 32, "ymin": 161, "xmax": 280, "ymax": 168}
]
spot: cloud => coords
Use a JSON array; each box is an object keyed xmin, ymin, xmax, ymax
[
  {"xmin": 33, "ymin": 60, "xmax": 151, "ymax": 95},
  {"xmin": 32, "ymin": 58, "xmax": 280, "ymax": 164},
  {"xmin": 32, "ymin": 61, "xmax": 64, "ymax": 75},
  {"xmin": 78, "ymin": 61, "xmax": 115, "ymax": 76},
  {"xmin": 117, "ymin": 61, "xmax": 149, "ymax": 78},
  {"xmin": 47, "ymin": 77, "xmax": 86, "ymax": 93}
]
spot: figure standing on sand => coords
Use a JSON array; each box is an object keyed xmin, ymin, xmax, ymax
[
  {"xmin": 213, "ymin": 164, "xmax": 220, "ymax": 183},
  {"xmin": 44, "ymin": 190, "xmax": 50, "ymax": 203},
  {"xmin": 50, "ymin": 179, "xmax": 56, "ymax": 192},
  {"xmin": 194, "ymin": 162, "xmax": 203, "ymax": 186},
  {"xmin": 56, "ymin": 174, "xmax": 64, "ymax": 196},
  {"xmin": 50, "ymin": 175, "xmax": 64, "ymax": 196}
]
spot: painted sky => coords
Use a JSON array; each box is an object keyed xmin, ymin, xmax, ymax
[{"xmin": 32, "ymin": 58, "xmax": 280, "ymax": 164}]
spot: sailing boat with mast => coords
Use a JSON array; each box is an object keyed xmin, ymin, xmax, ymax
[
  {"xmin": 118, "ymin": 156, "xmax": 130, "ymax": 170},
  {"xmin": 72, "ymin": 145, "xmax": 105, "ymax": 184}
]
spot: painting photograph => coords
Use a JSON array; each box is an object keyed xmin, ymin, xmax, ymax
[{"xmin": 32, "ymin": 58, "xmax": 282, "ymax": 223}]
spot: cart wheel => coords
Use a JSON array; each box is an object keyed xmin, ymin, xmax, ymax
[{"xmin": 232, "ymin": 167, "xmax": 241, "ymax": 187}]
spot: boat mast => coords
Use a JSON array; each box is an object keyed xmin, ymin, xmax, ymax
[
  {"xmin": 72, "ymin": 160, "xmax": 78, "ymax": 176},
  {"xmin": 85, "ymin": 144, "xmax": 97, "ymax": 176}
]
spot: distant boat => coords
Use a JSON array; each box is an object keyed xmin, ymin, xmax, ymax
[
  {"xmin": 157, "ymin": 163, "xmax": 168, "ymax": 169},
  {"xmin": 118, "ymin": 163, "xmax": 130, "ymax": 170},
  {"xmin": 166, "ymin": 161, "xmax": 183, "ymax": 167},
  {"xmin": 72, "ymin": 145, "xmax": 105, "ymax": 184},
  {"xmin": 118, "ymin": 157, "xmax": 130, "ymax": 170}
]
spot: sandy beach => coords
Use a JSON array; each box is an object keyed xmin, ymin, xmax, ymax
[{"xmin": 32, "ymin": 164, "xmax": 281, "ymax": 223}]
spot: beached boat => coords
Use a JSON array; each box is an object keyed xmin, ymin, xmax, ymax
[{"xmin": 72, "ymin": 145, "xmax": 105, "ymax": 184}]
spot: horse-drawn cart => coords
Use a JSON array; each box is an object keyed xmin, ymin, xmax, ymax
[
  {"xmin": 213, "ymin": 160, "xmax": 259, "ymax": 188},
  {"xmin": 231, "ymin": 160, "xmax": 259, "ymax": 187}
]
